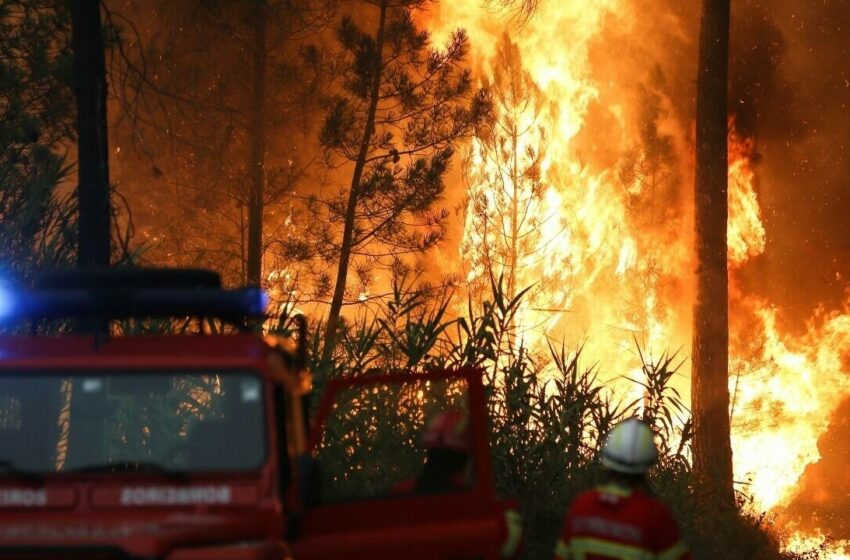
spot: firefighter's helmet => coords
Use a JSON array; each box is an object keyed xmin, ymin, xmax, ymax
[
  {"xmin": 423, "ymin": 409, "xmax": 469, "ymax": 453},
  {"xmin": 600, "ymin": 418, "xmax": 658, "ymax": 474}
]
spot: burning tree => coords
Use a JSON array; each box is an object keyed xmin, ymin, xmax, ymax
[
  {"xmin": 615, "ymin": 77, "xmax": 686, "ymax": 355},
  {"xmin": 462, "ymin": 34, "xmax": 561, "ymax": 346},
  {"xmin": 619, "ymin": 80, "xmax": 681, "ymax": 232},
  {"xmin": 317, "ymin": 0, "xmax": 488, "ymax": 361}
]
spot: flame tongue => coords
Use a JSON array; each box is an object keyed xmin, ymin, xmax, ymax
[{"xmin": 727, "ymin": 125, "xmax": 765, "ymax": 265}]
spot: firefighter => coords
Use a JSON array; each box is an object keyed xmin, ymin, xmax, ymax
[
  {"xmin": 417, "ymin": 409, "xmax": 472, "ymax": 493},
  {"xmin": 554, "ymin": 418, "xmax": 690, "ymax": 560},
  {"xmin": 392, "ymin": 409, "xmax": 471, "ymax": 494},
  {"xmin": 393, "ymin": 409, "xmax": 523, "ymax": 558}
]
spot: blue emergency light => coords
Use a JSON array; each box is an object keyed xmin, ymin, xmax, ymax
[
  {"xmin": 0, "ymin": 285, "xmax": 16, "ymax": 321},
  {"xmin": 0, "ymin": 268, "xmax": 269, "ymax": 325}
]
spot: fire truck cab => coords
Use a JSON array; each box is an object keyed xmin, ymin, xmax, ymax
[
  {"xmin": 0, "ymin": 269, "xmax": 518, "ymax": 559},
  {"xmin": 0, "ymin": 269, "xmax": 310, "ymax": 559}
]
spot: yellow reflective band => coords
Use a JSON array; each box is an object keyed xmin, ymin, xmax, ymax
[
  {"xmin": 570, "ymin": 537, "xmax": 654, "ymax": 560},
  {"xmin": 595, "ymin": 483, "xmax": 633, "ymax": 498},
  {"xmin": 554, "ymin": 538, "xmax": 570, "ymax": 560},
  {"xmin": 658, "ymin": 541, "xmax": 689, "ymax": 560},
  {"xmin": 501, "ymin": 509, "xmax": 522, "ymax": 559}
]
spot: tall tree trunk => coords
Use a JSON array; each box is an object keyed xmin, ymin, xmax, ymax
[
  {"xmin": 246, "ymin": 0, "xmax": 268, "ymax": 286},
  {"xmin": 70, "ymin": 0, "xmax": 110, "ymax": 268},
  {"xmin": 321, "ymin": 0, "xmax": 389, "ymax": 363},
  {"xmin": 692, "ymin": 0, "xmax": 734, "ymax": 507}
]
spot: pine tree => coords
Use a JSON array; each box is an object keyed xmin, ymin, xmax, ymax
[{"xmin": 318, "ymin": 0, "xmax": 488, "ymax": 361}]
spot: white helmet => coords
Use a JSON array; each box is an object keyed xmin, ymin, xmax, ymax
[{"xmin": 600, "ymin": 418, "xmax": 658, "ymax": 474}]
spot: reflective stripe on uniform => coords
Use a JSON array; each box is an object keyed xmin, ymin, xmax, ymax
[
  {"xmin": 501, "ymin": 509, "xmax": 522, "ymax": 558},
  {"xmin": 658, "ymin": 540, "xmax": 688, "ymax": 560},
  {"xmin": 570, "ymin": 537, "xmax": 654, "ymax": 560},
  {"xmin": 595, "ymin": 483, "xmax": 633, "ymax": 498},
  {"xmin": 553, "ymin": 538, "xmax": 570, "ymax": 560}
]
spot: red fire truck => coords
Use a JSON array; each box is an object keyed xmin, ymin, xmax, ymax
[{"xmin": 0, "ymin": 269, "xmax": 519, "ymax": 559}]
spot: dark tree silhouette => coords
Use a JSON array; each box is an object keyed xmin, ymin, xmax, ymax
[
  {"xmin": 692, "ymin": 0, "xmax": 734, "ymax": 507},
  {"xmin": 246, "ymin": 0, "xmax": 268, "ymax": 287},
  {"xmin": 0, "ymin": 1, "xmax": 77, "ymax": 279},
  {"xmin": 70, "ymin": 0, "xmax": 110, "ymax": 267}
]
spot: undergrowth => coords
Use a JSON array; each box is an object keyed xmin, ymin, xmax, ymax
[{"xmin": 273, "ymin": 276, "xmax": 814, "ymax": 559}]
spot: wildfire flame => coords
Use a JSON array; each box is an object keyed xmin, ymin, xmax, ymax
[
  {"xmin": 440, "ymin": 0, "xmax": 690, "ymax": 396},
  {"xmin": 727, "ymin": 127, "xmax": 765, "ymax": 266},
  {"xmin": 426, "ymin": 0, "xmax": 850, "ymax": 554}
]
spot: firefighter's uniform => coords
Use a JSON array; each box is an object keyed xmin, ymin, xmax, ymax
[
  {"xmin": 553, "ymin": 483, "xmax": 690, "ymax": 560},
  {"xmin": 554, "ymin": 418, "xmax": 690, "ymax": 560}
]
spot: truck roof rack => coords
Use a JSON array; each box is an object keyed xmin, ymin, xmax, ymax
[{"xmin": 0, "ymin": 268, "xmax": 267, "ymax": 326}]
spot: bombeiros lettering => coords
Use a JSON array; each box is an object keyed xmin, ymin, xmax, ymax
[
  {"xmin": 119, "ymin": 486, "xmax": 231, "ymax": 506},
  {"xmin": 0, "ymin": 488, "xmax": 47, "ymax": 507}
]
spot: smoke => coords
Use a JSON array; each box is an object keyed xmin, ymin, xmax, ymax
[
  {"xmin": 730, "ymin": 0, "xmax": 850, "ymax": 326},
  {"xmin": 727, "ymin": 0, "xmax": 850, "ymax": 535}
]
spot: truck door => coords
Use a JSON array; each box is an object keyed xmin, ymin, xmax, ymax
[{"xmin": 291, "ymin": 368, "xmax": 507, "ymax": 560}]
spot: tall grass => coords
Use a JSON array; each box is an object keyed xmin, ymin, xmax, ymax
[{"xmin": 282, "ymin": 277, "xmax": 810, "ymax": 559}]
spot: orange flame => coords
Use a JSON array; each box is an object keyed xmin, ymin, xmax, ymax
[
  {"xmin": 731, "ymin": 303, "xmax": 850, "ymax": 510},
  {"xmin": 440, "ymin": 1, "xmax": 689, "ymax": 397}
]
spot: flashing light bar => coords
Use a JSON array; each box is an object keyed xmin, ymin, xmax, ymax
[
  {"xmin": 0, "ymin": 286, "xmax": 15, "ymax": 321},
  {"xmin": 0, "ymin": 287, "xmax": 268, "ymax": 325}
]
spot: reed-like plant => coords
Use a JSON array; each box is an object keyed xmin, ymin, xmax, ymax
[{"xmin": 298, "ymin": 276, "xmax": 813, "ymax": 559}]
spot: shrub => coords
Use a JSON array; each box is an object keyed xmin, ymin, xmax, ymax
[{"xmin": 293, "ymin": 277, "xmax": 814, "ymax": 559}]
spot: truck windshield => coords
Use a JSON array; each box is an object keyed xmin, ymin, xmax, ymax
[{"xmin": 0, "ymin": 371, "xmax": 265, "ymax": 474}]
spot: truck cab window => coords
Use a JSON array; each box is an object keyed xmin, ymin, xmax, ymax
[{"xmin": 0, "ymin": 371, "xmax": 266, "ymax": 474}]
